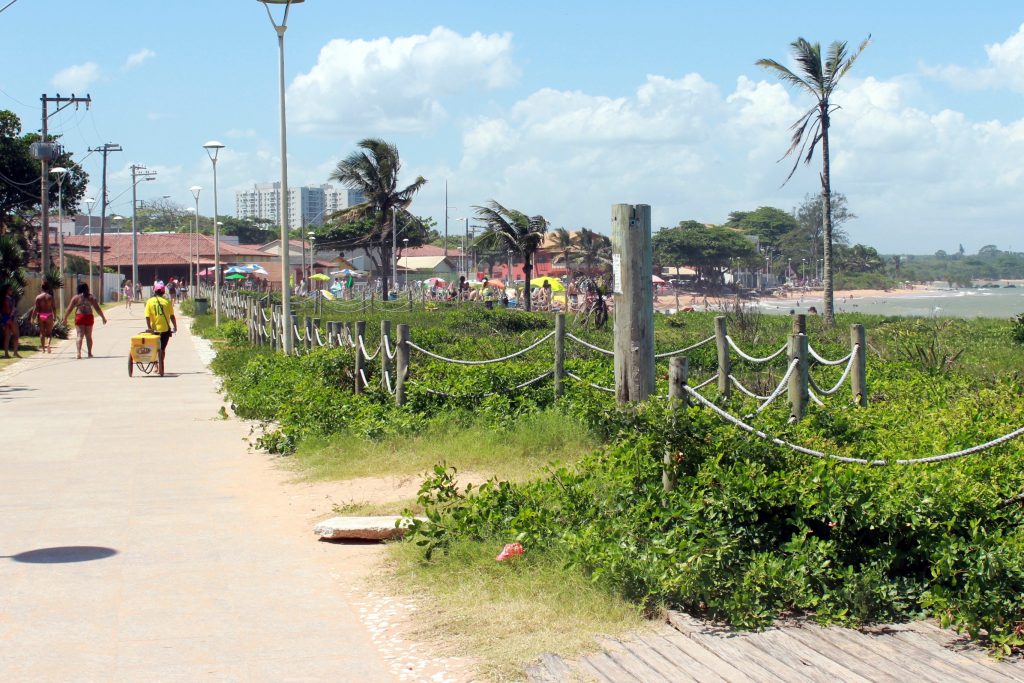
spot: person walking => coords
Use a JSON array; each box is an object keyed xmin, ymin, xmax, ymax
[
  {"xmin": 144, "ymin": 282, "xmax": 177, "ymax": 373},
  {"xmin": 0, "ymin": 283, "xmax": 20, "ymax": 358},
  {"xmin": 30, "ymin": 282, "xmax": 57, "ymax": 353},
  {"xmin": 62, "ymin": 283, "xmax": 107, "ymax": 359},
  {"xmin": 123, "ymin": 280, "xmax": 133, "ymax": 310}
]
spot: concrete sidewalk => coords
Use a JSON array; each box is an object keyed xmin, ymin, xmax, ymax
[{"xmin": 0, "ymin": 303, "xmax": 393, "ymax": 682}]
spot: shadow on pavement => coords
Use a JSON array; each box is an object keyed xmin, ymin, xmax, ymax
[{"xmin": 4, "ymin": 546, "xmax": 119, "ymax": 564}]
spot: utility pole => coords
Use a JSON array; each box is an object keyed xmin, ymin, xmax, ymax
[
  {"xmin": 88, "ymin": 143, "xmax": 122, "ymax": 304},
  {"xmin": 130, "ymin": 164, "xmax": 157, "ymax": 294},
  {"xmin": 443, "ymin": 180, "xmax": 448, "ymax": 258},
  {"xmin": 38, "ymin": 93, "xmax": 91, "ymax": 273}
]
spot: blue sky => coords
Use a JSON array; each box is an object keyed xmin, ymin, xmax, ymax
[{"xmin": 3, "ymin": 0, "xmax": 1024, "ymax": 254}]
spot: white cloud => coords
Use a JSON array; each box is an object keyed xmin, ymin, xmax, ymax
[
  {"xmin": 924, "ymin": 23, "xmax": 1024, "ymax": 92},
  {"xmin": 51, "ymin": 62, "xmax": 100, "ymax": 92},
  {"xmin": 446, "ymin": 71, "xmax": 1024, "ymax": 253},
  {"xmin": 124, "ymin": 49, "xmax": 156, "ymax": 70},
  {"xmin": 289, "ymin": 26, "xmax": 518, "ymax": 135}
]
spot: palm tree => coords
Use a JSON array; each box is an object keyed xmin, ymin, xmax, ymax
[
  {"xmin": 0, "ymin": 234, "xmax": 26, "ymax": 299},
  {"xmin": 553, "ymin": 228, "xmax": 575, "ymax": 282},
  {"xmin": 473, "ymin": 201, "xmax": 548, "ymax": 311},
  {"xmin": 328, "ymin": 139, "xmax": 426, "ymax": 299},
  {"xmin": 757, "ymin": 36, "xmax": 869, "ymax": 324},
  {"xmin": 577, "ymin": 228, "xmax": 611, "ymax": 276}
]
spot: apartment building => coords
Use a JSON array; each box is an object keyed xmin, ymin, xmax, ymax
[{"xmin": 235, "ymin": 183, "xmax": 365, "ymax": 230}]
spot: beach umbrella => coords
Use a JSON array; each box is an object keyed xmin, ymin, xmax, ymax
[
  {"xmin": 652, "ymin": 274, "xmax": 666, "ymax": 284},
  {"xmin": 530, "ymin": 276, "xmax": 565, "ymax": 292},
  {"xmin": 471, "ymin": 279, "xmax": 505, "ymax": 288},
  {"xmin": 224, "ymin": 273, "xmax": 247, "ymax": 281},
  {"xmin": 224, "ymin": 266, "xmax": 247, "ymax": 275},
  {"xmin": 424, "ymin": 277, "xmax": 447, "ymax": 287},
  {"xmin": 330, "ymin": 268, "xmax": 361, "ymax": 276},
  {"xmin": 242, "ymin": 264, "xmax": 269, "ymax": 275},
  {"xmin": 310, "ymin": 273, "xmax": 330, "ymax": 281}
]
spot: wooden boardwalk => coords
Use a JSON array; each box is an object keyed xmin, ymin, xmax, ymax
[{"xmin": 527, "ymin": 611, "xmax": 1024, "ymax": 682}]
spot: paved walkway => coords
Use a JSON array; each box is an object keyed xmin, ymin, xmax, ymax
[{"xmin": 0, "ymin": 304, "xmax": 394, "ymax": 682}]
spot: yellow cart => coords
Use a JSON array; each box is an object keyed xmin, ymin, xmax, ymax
[{"xmin": 129, "ymin": 331, "xmax": 163, "ymax": 377}]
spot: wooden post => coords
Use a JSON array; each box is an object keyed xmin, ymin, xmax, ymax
[
  {"xmin": 664, "ymin": 356, "xmax": 689, "ymax": 493},
  {"xmin": 312, "ymin": 318, "xmax": 321, "ymax": 347},
  {"xmin": 792, "ymin": 313, "xmax": 806, "ymax": 336},
  {"xmin": 381, "ymin": 320, "xmax": 392, "ymax": 390},
  {"xmin": 851, "ymin": 324, "xmax": 867, "ymax": 407},
  {"xmin": 715, "ymin": 316, "xmax": 730, "ymax": 398},
  {"xmin": 354, "ymin": 320, "xmax": 366, "ymax": 394},
  {"xmin": 788, "ymin": 333, "xmax": 809, "ymax": 422},
  {"xmin": 290, "ymin": 314, "xmax": 299, "ymax": 352},
  {"xmin": 395, "ymin": 323, "xmax": 409, "ymax": 406},
  {"xmin": 611, "ymin": 203, "xmax": 655, "ymax": 405},
  {"xmin": 408, "ymin": 288, "xmax": 413, "ymax": 311},
  {"xmin": 553, "ymin": 312, "xmax": 565, "ymax": 398}
]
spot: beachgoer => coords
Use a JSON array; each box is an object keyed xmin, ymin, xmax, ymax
[
  {"xmin": 134, "ymin": 282, "xmax": 142, "ymax": 301},
  {"xmin": 62, "ymin": 282, "xmax": 106, "ymax": 359},
  {"xmin": 145, "ymin": 282, "xmax": 177, "ymax": 372},
  {"xmin": 1, "ymin": 283, "xmax": 21, "ymax": 358},
  {"xmin": 123, "ymin": 280, "xmax": 133, "ymax": 309},
  {"xmin": 168, "ymin": 279, "xmax": 177, "ymax": 302},
  {"xmin": 30, "ymin": 282, "xmax": 57, "ymax": 353}
]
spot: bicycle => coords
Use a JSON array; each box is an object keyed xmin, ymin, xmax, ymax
[{"xmin": 573, "ymin": 277, "xmax": 609, "ymax": 329}]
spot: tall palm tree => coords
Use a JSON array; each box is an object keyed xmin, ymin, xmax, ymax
[
  {"xmin": 757, "ymin": 36, "xmax": 869, "ymax": 324},
  {"xmin": 328, "ymin": 138, "xmax": 426, "ymax": 299},
  {"xmin": 473, "ymin": 200, "xmax": 548, "ymax": 311},
  {"xmin": 553, "ymin": 227, "xmax": 575, "ymax": 282}
]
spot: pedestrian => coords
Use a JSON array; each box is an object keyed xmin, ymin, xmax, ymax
[
  {"xmin": 30, "ymin": 282, "xmax": 57, "ymax": 353},
  {"xmin": 1, "ymin": 283, "xmax": 21, "ymax": 358},
  {"xmin": 145, "ymin": 281, "xmax": 177, "ymax": 373},
  {"xmin": 134, "ymin": 282, "xmax": 142, "ymax": 301},
  {"xmin": 168, "ymin": 279, "xmax": 177, "ymax": 302},
  {"xmin": 123, "ymin": 280, "xmax": 133, "ymax": 310},
  {"xmin": 62, "ymin": 282, "xmax": 107, "ymax": 359}
]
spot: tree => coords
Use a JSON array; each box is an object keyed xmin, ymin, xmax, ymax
[
  {"xmin": 0, "ymin": 234, "xmax": 26, "ymax": 298},
  {"xmin": 654, "ymin": 223, "xmax": 757, "ymax": 286},
  {"xmin": 576, "ymin": 228, "xmax": 612, "ymax": 276},
  {"xmin": 724, "ymin": 206, "xmax": 798, "ymax": 248},
  {"xmin": 473, "ymin": 200, "xmax": 548, "ymax": 311},
  {"xmin": 552, "ymin": 227, "xmax": 575, "ymax": 281},
  {"xmin": 327, "ymin": 139, "xmax": 426, "ymax": 299},
  {"xmin": 758, "ymin": 35, "xmax": 870, "ymax": 324},
  {"xmin": 783, "ymin": 192, "xmax": 853, "ymax": 267}
]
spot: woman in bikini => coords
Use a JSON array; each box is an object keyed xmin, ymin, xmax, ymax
[
  {"xmin": 0, "ymin": 283, "xmax": 20, "ymax": 358},
  {"xmin": 62, "ymin": 282, "xmax": 107, "ymax": 359},
  {"xmin": 30, "ymin": 282, "xmax": 57, "ymax": 353}
]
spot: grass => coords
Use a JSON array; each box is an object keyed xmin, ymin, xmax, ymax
[
  {"xmin": 0, "ymin": 341, "xmax": 40, "ymax": 370},
  {"xmin": 332, "ymin": 498, "xmax": 420, "ymax": 516},
  {"xmin": 292, "ymin": 408, "xmax": 599, "ymax": 482},
  {"xmin": 386, "ymin": 539, "xmax": 649, "ymax": 682}
]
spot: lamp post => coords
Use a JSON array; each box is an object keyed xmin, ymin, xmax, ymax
[
  {"xmin": 507, "ymin": 249, "xmax": 514, "ymax": 287},
  {"xmin": 391, "ymin": 206, "xmax": 398, "ymax": 290},
  {"xmin": 308, "ymin": 231, "xmax": 315, "ymax": 278},
  {"xmin": 402, "ymin": 238, "xmax": 409, "ymax": 288},
  {"xmin": 203, "ymin": 141, "xmax": 225, "ymax": 325},
  {"xmin": 189, "ymin": 186, "xmax": 201, "ymax": 295},
  {"xmin": 130, "ymin": 167, "xmax": 157, "ymax": 296},
  {"xmin": 258, "ymin": 0, "xmax": 302, "ymax": 353},
  {"xmin": 84, "ymin": 196, "xmax": 96, "ymax": 286},
  {"xmin": 49, "ymin": 167, "xmax": 69, "ymax": 309}
]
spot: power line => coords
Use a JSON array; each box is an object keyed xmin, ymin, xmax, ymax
[{"xmin": 0, "ymin": 0, "xmax": 21, "ymax": 16}]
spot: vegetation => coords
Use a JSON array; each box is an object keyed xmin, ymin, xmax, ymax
[
  {"xmin": 758, "ymin": 36, "xmax": 871, "ymax": 323},
  {"xmin": 198, "ymin": 301, "xmax": 1024, "ymax": 663}
]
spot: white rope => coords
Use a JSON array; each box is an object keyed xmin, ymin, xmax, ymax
[
  {"xmin": 565, "ymin": 371, "xmax": 615, "ymax": 394},
  {"xmin": 293, "ymin": 325, "xmax": 305, "ymax": 343},
  {"xmin": 655, "ymin": 335, "xmax": 716, "ymax": 359},
  {"xmin": 752, "ymin": 358, "xmax": 800, "ymax": 415},
  {"xmin": 358, "ymin": 335, "xmax": 381, "ymax": 361},
  {"xmin": 808, "ymin": 344, "xmax": 855, "ymax": 367},
  {"xmin": 683, "ymin": 385, "xmax": 1024, "ymax": 467},
  {"xmin": 729, "ymin": 375, "xmax": 771, "ymax": 400},
  {"xmin": 693, "ymin": 374, "xmax": 718, "ymax": 390},
  {"xmin": 407, "ymin": 331, "xmax": 555, "ymax": 365},
  {"xmin": 410, "ymin": 371, "xmax": 552, "ymax": 399},
  {"xmin": 565, "ymin": 333, "xmax": 615, "ymax": 356},
  {"xmin": 261, "ymin": 309, "xmax": 270, "ymax": 323},
  {"xmin": 359, "ymin": 368, "xmax": 370, "ymax": 389},
  {"xmin": 383, "ymin": 369, "xmax": 395, "ymax": 395},
  {"xmin": 383, "ymin": 334, "xmax": 397, "ymax": 360},
  {"xmin": 726, "ymin": 336, "xmax": 788, "ymax": 364},
  {"xmin": 346, "ymin": 330, "xmax": 356, "ymax": 347},
  {"xmin": 808, "ymin": 349, "xmax": 858, "ymax": 396},
  {"xmin": 314, "ymin": 328, "xmax": 326, "ymax": 347},
  {"xmin": 808, "ymin": 387, "xmax": 825, "ymax": 407}
]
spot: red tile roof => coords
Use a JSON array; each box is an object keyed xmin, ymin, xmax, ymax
[{"xmin": 62, "ymin": 233, "xmax": 267, "ymax": 266}]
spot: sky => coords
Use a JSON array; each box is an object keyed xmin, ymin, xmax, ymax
[{"xmin": 3, "ymin": 0, "xmax": 1024, "ymax": 255}]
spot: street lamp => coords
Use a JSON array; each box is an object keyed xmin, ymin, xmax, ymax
[
  {"xmin": 307, "ymin": 231, "xmax": 316, "ymax": 279},
  {"xmin": 130, "ymin": 169, "xmax": 156, "ymax": 296},
  {"xmin": 203, "ymin": 141, "xmax": 224, "ymax": 325},
  {"xmin": 258, "ymin": 0, "xmax": 302, "ymax": 353},
  {"xmin": 49, "ymin": 167, "xmax": 69, "ymax": 309},
  {"xmin": 189, "ymin": 186, "xmax": 201, "ymax": 294},
  {"xmin": 84, "ymin": 196, "xmax": 96, "ymax": 285}
]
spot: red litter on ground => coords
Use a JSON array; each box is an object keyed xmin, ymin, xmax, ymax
[{"xmin": 495, "ymin": 542, "xmax": 525, "ymax": 561}]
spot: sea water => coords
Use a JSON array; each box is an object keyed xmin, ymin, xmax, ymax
[{"xmin": 756, "ymin": 287, "xmax": 1024, "ymax": 319}]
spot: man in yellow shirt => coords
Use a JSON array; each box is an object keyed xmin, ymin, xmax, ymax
[{"xmin": 145, "ymin": 281, "xmax": 178, "ymax": 372}]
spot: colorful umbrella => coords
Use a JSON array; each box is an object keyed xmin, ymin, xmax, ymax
[
  {"xmin": 652, "ymin": 274, "xmax": 666, "ymax": 284},
  {"xmin": 224, "ymin": 273, "xmax": 247, "ymax": 280},
  {"xmin": 310, "ymin": 273, "xmax": 330, "ymax": 281},
  {"xmin": 530, "ymin": 276, "xmax": 565, "ymax": 292},
  {"xmin": 424, "ymin": 277, "xmax": 447, "ymax": 287}
]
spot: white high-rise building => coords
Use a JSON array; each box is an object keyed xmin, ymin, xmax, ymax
[{"xmin": 236, "ymin": 183, "xmax": 365, "ymax": 229}]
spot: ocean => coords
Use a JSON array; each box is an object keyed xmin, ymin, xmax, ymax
[{"xmin": 755, "ymin": 286, "xmax": 1024, "ymax": 319}]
